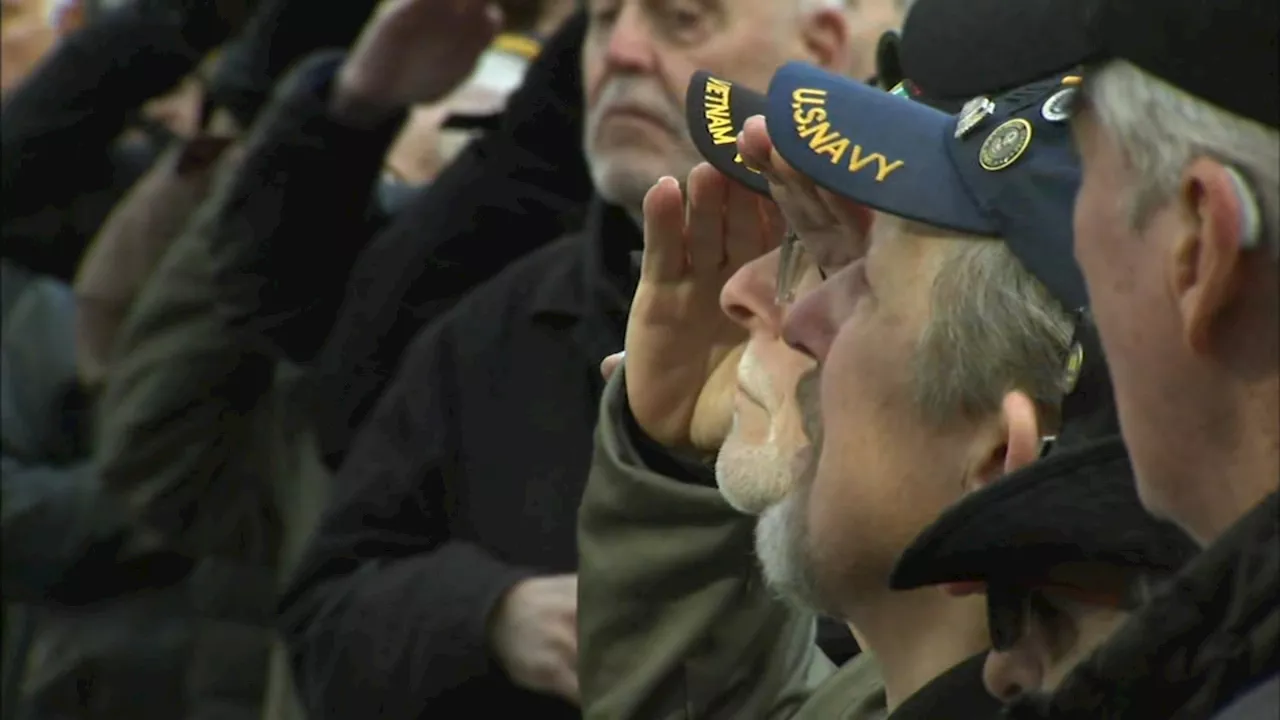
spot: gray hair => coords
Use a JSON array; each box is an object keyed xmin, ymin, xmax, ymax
[
  {"xmin": 1085, "ymin": 60, "xmax": 1280, "ymax": 259},
  {"xmin": 912, "ymin": 241, "xmax": 1076, "ymax": 429}
]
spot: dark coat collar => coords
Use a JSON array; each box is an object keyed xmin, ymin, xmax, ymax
[
  {"xmin": 526, "ymin": 198, "xmax": 640, "ymax": 372},
  {"xmin": 527, "ymin": 197, "xmax": 639, "ymax": 323}
]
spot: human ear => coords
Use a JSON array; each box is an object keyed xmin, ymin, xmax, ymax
[
  {"xmin": 966, "ymin": 391, "xmax": 1041, "ymax": 492},
  {"xmin": 799, "ymin": 8, "xmax": 851, "ymax": 72},
  {"xmin": 1168, "ymin": 159, "xmax": 1250, "ymax": 355}
]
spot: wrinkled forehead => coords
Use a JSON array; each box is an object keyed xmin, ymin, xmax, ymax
[{"xmin": 865, "ymin": 213, "xmax": 972, "ymax": 273}]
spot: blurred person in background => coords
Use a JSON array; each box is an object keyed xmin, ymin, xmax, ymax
[
  {"xmin": 174, "ymin": 0, "xmax": 592, "ymax": 481},
  {"xmin": 275, "ymin": 0, "xmax": 894, "ymax": 717},
  {"xmin": 81, "ymin": 1, "xmax": 488, "ymax": 718},
  {"xmin": 4, "ymin": 0, "xmax": 410, "ymax": 717},
  {"xmin": 1, "ymin": 0, "xmax": 251, "ymax": 281},
  {"xmin": 1, "ymin": 0, "xmax": 58, "ymax": 95},
  {"xmin": 382, "ymin": 0, "xmax": 576, "ymax": 190},
  {"xmin": 1, "ymin": 2, "xmax": 255, "ymax": 718},
  {"xmin": 89, "ymin": 2, "xmax": 587, "ymax": 720},
  {"xmin": 192, "ymin": 0, "xmax": 905, "ymax": 485}
]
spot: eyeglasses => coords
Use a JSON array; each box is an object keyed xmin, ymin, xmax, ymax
[{"xmin": 776, "ymin": 228, "xmax": 810, "ymax": 306}]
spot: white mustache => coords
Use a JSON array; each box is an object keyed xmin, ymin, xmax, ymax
[
  {"xmin": 587, "ymin": 77, "xmax": 686, "ymax": 135},
  {"xmin": 737, "ymin": 346, "xmax": 775, "ymax": 411}
]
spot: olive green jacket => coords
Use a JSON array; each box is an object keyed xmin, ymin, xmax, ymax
[
  {"xmin": 578, "ymin": 369, "xmax": 888, "ymax": 720},
  {"xmin": 94, "ymin": 174, "xmax": 329, "ymax": 720}
]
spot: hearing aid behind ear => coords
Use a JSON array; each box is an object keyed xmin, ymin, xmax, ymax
[{"xmin": 1223, "ymin": 166, "xmax": 1262, "ymax": 250}]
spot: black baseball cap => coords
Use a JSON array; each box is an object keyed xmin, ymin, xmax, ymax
[
  {"xmin": 761, "ymin": 61, "xmax": 1089, "ymax": 311},
  {"xmin": 900, "ymin": 0, "xmax": 1280, "ymax": 129},
  {"xmin": 889, "ymin": 319, "xmax": 1198, "ymax": 648},
  {"xmin": 873, "ymin": 31, "xmax": 968, "ymax": 115}
]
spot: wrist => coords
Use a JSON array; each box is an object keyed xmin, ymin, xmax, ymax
[
  {"xmin": 329, "ymin": 74, "xmax": 400, "ymax": 130},
  {"xmin": 618, "ymin": 373, "xmax": 719, "ymax": 487}
]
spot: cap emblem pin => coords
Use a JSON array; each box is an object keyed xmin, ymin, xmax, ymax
[
  {"xmin": 979, "ymin": 118, "xmax": 1033, "ymax": 171},
  {"xmin": 1041, "ymin": 87, "xmax": 1078, "ymax": 123},
  {"xmin": 954, "ymin": 96, "xmax": 996, "ymax": 139}
]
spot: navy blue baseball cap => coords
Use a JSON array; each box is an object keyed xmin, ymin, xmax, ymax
[{"xmin": 763, "ymin": 61, "xmax": 1088, "ymax": 312}]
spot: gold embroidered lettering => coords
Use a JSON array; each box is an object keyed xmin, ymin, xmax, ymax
[
  {"xmin": 791, "ymin": 88, "xmax": 828, "ymax": 106},
  {"xmin": 792, "ymin": 105, "xmax": 826, "ymax": 126},
  {"xmin": 703, "ymin": 78, "xmax": 737, "ymax": 145},
  {"xmin": 849, "ymin": 144, "xmax": 911, "ymax": 180},
  {"xmin": 848, "ymin": 145, "xmax": 906, "ymax": 181},
  {"xmin": 797, "ymin": 121, "xmax": 841, "ymax": 149},
  {"xmin": 813, "ymin": 138, "xmax": 850, "ymax": 164},
  {"xmin": 789, "ymin": 84, "xmax": 904, "ymax": 182}
]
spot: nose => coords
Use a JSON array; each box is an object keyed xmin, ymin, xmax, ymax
[
  {"xmin": 781, "ymin": 279, "xmax": 837, "ymax": 363},
  {"xmin": 720, "ymin": 252, "xmax": 783, "ymax": 334},
  {"xmin": 601, "ymin": 5, "xmax": 658, "ymax": 75},
  {"xmin": 983, "ymin": 648, "xmax": 1044, "ymax": 703}
]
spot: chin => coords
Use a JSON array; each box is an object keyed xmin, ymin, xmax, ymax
[
  {"xmin": 588, "ymin": 145, "xmax": 696, "ymax": 207},
  {"xmin": 754, "ymin": 492, "xmax": 841, "ymax": 616},
  {"xmin": 589, "ymin": 158, "xmax": 662, "ymax": 210},
  {"xmin": 716, "ymin": 433, "xmax": 792, "ymax": 515}
]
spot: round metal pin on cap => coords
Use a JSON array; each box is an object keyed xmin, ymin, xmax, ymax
[{"xmin": 1041, "ymin": 86, "xmax": 1079, "ymax": 122}]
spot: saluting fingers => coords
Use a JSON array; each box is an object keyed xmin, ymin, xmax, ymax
[
  {"xmin": 723, "ymin": 176, "xmax": 769, "ymax": 271},
  {"xmin": 738, "ymin": 117, "xmax": 839, "ymax": 237},
  {"xmin": 685, "ymin": 163, "xmax": 729, "ymax": 273},
  {"xmin": 817, "ymin": 187, "xmax": 874, "ymax": 260},
  {"xmin": 640, "ymin": 176, "xmax": 688, "ymax": 282},
  {"xmin": 757, "ymin": 196, "xmax": 787, "ymax": 255}
]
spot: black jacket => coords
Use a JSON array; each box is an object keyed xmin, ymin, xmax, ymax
[
  {"xmin": 1009, "ymin": 492, "xmax": 1279, "ymax": 720},
  {"xmin": 0, "ymin": 262, "xmax": 201, "ymax": 720},
  {"xmin": 278, "ymin": 200, "xmax": 637, "ymax": 719},
  {"xmin": 204, "ymin": 12, "xmax": 592, "ymax": 468},
  {"xmin": 0, "ymin": 5, "xmax": 223, "ymax": 281}
]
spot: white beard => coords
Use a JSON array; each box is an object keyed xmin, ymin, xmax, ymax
[
  {"xmin": 754, "ymin": 489, "xmax": 835, "ymax": 615},
  {"xmin": 716, "ymin": 413, "xmax": 794, "ymax": 515}
]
